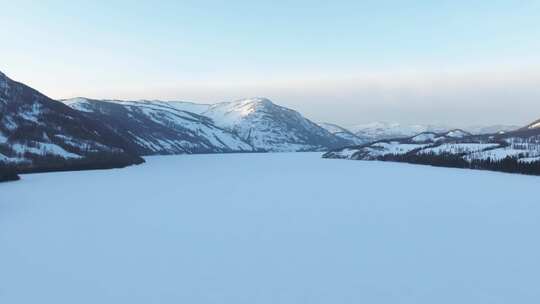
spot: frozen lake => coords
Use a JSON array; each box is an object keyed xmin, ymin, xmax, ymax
[{"xmin": 1, "ymin": 152, "xmax": 539, "ymax": 303}]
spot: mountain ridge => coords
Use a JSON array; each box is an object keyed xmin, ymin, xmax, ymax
[{"xmin": 62, "ymin": 97, "xmax": 254, "ymax": 155}]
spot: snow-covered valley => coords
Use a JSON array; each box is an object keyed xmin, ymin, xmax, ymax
[{"xmin": 1, "ymin": 153, "xmax": 539, "ymax": 303}]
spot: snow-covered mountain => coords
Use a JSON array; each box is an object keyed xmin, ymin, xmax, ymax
[
  {"xmin": 63, "ymin": 98, "xmax": 254, "ymax": 155},
  {"xmin": 199, "ymin": 98, "xmax": 350, "ymax": 152},
  {"xmin": 0, "ymin": 71, "xmax": 143, "ymax": 172},
  {"xmin": 62, "ymin": 97, "xmax": 350, "ymax": 153},
  {"xmin": 345, "ymin": 121, "xmax": 520, "ymax": 141},
  {"xmin": 317, "ymin": 122, "xmax": 368, "ymax": 145},
  {"xmin": 347, "ymin": 122, "xmax": 452, "ymax": 141}
]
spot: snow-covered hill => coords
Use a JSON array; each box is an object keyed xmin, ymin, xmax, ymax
[
  {"xmin": 199, "ymin": 98, "xmax": 349, "ymax": 152},
  {"xmin": 63, "ymin": 98, "xmax": 254, "ymax": 155},
  {"xmin": 0, "ymin": 71, "xmax": 143, "ymax": 172},
  {"xmin": 324, "ymin": 127, "xmax": 540, "ymax": 175},
  {"xmin": 317, "ymin": 122, "xmax": 368, "ymax": 145}
]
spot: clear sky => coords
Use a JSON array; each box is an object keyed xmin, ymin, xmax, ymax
[{"xmin": 2, "ymin": 0, "xmax": 540, "ymax": 126}]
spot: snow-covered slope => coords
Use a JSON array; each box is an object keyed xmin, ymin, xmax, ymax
[
  {"xmin": 317, "ymin": 122, "xmax": 368, "ymax": 145},
  {"xmin": 324, "ymin": 128, "xmax": 540, "ymax": 175},
  {"xmin": 132, "ymin": 100, "xmax": 211, "ymax": 114},
  {"xmin": 0, "ymin": 71, "xmax": 143, "ymax": 172},
  {"xmin": 200, "ymin": 98, "xmax": 349, "ymax": 152},
  {"xmin": 63, "ymin": 98, "xmax": 254, "ymax": 155}
]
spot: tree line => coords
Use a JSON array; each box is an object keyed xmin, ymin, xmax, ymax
[
  {"xmin": 0, "ymin": 163, "xmax": 20, "ymax": 182},
  {"xmin": 381, "ymin": 152, "xmax": 540, "ymax": 176}
]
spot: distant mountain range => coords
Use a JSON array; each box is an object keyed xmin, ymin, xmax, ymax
[
  {"xmin": 342, "ymin": 122, "xmax": 519, "ymax": 142},
  {"xmin": 324, "ymin": 126, "xmax": 540, "ymax": 175},
  {"xmin": 346, "ymin": 122, "xmax": 451, "ymax": 141},
  {"xmin": 1, "ymin": 70, "xmax": 538, "ymax": 178}
]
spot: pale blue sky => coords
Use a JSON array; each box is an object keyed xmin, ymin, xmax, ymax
[{"xmin": 2, "ymin": 0, "xmax": 540, "ymax": 125}]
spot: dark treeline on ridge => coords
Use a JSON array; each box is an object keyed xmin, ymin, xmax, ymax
[{"xmin": 381, "ymin": 152, "xmax": 540, "ymax": 176}]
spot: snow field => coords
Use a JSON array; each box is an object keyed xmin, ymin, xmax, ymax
[{"xmin": 1, "ymin": 153, "xmax": 539, "ymax": 303}]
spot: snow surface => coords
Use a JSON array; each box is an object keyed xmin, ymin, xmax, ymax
[
  {"xmin": 2, "ymin": 153, "xmax": 540, "ymax": 303},
  {"xmin": 62, "ymin": 97, "xmax": 95, "ymax": 112},
  {"xmin": 138, "ymin": 100, "xmax": 211, "ymax": 114}
]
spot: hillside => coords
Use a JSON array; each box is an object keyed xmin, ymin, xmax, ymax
[
  {"xmin": 0, "ymin": 71, "xmax": 143, "ymax": 175},
  {"xmin": 63, "ymin": 98, "xmax": 254, "ymax": 155},
  {"xmin": 324, "ymin": 126, "xmax": 540, "ymax": 175}
]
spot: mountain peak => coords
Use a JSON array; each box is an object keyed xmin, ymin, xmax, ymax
[
  {"xmin": 235, "ymin": 97, "xmax": 274, "ymax": 108},
  {"xmin": 202, "ymin": 98, "xmax": 348, "ymax": 152}
]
